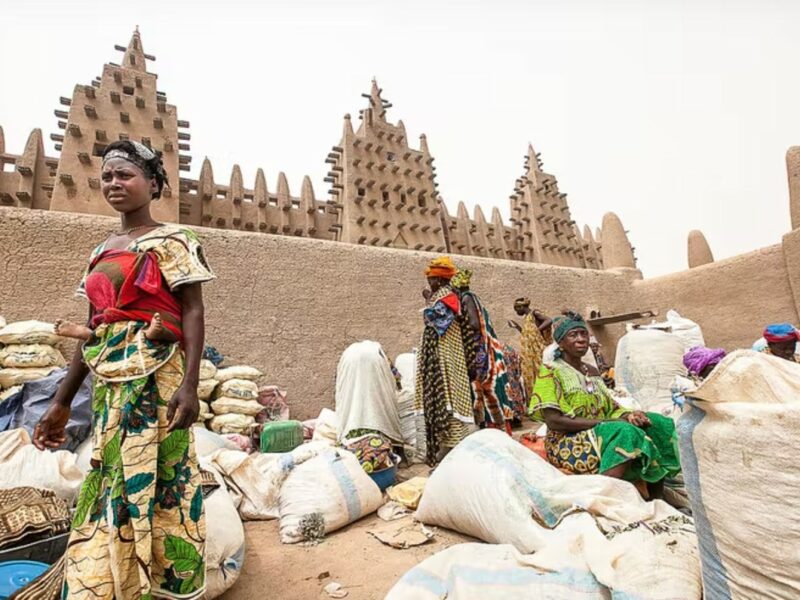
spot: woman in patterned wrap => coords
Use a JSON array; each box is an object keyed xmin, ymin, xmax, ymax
[
  {"xmin": 529, "ymin": 312, "xmax": 680, "ymax": 499},
  {"xmin": 34, "ymin": 140, "xmax": 213, "ymax": 599},
  {"xmin": 414, "ymin": 257, "xmax": 475, "ymax": 466}
]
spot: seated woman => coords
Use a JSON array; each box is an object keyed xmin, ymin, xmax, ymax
[
  {"xmin": 335, "ymin": 340, "xmax": 405, "ymax": 472},
  {"xmin": 683, "ymin": 346, "xmax": 726, "ymax": 380},
  {"xmin": 762, "ymin": 323, "xmax": 800, "ymax": 362},
  {"xmin": 529, "ymin": 312, "xmax": 680, "ymax": 499}
]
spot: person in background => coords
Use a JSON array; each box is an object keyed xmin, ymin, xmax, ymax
[
  {"xmin": 414, "ymin": 257, "xmax": 474, "ymax": 465},
  {"xmin": 762, "ymin": 323, "xmax": 800, "ymax": 362},
  {"xmin": 530, "ymin": 312, "xmax": 680, "ymax": 499},
  {"xmin": 683, "ymin": 346, "xmax": 727, "ymax": 380},
  {"xmin": 501, "ymin": 343, "xmax": 527, "ymax": 426},
  {"xmin": 33, "ymin": 140, "xmax": 213, "ymax": 599},
  {"xmin": 589, "ymin": 336, "xmax": 615, "ymax": 388},
  {"xmin": 451, "ymin": 269, "xmax": 513, "ymax": 434},
  {"xmin": 508, "ymin": 298, "xmax": 552, "ymax": 400}
]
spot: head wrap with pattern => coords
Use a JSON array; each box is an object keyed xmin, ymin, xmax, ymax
[
  {"xmin": 552, "ymin": 312, "xmax": 588, "ymax": 343},
  {"xmin": 424, "ymin": 256, "xmax": 457, "ymax": 280},
  {"xmin": 451, "ymin": 269, "xmax": 473, "ymax": 290}
]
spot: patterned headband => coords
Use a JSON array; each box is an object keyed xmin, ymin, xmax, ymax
[{"xmin": 102, "ymin": 141, "xmax": 157, "ymax": 177}]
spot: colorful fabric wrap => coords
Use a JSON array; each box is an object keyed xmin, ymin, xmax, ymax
[
  {"xmin": 683, "ymin": 346, "xmax": 727, "ymax": 375},
  {"xmin": 763, "ymin": 323, "xmax": 800, "ymax": 343},
  {"xmin": 103, "ymin": 140, "xmax": 160, "ymax": 180},
  {"xmin": 530, "ymin": 360, "xmax": 680, "ymax": 482},
  {"xmin": 552, "ymin": 313, "xmax": 588, "ymax": 343},
  {"xmin": 85, "ymin": 248, "xmax": 183, "ymax": 341},
  {"xmin": 450, "ymin": 269, "xmax": 472, "ymax": 290},
  {"xmin": 425, "ymin": 256, "xmax": 457, "ymax": 280},
  {"xmin": 423, "ymin": 292, "xmax": 461, "ymax": 336}
]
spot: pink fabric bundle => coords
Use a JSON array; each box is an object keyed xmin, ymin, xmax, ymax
[
  {"xmin": 222, "ymin": 433, "xmax": 253, "ymax": 453},
  {"xmin": 256, "ymin": 386, "xmax": 289, "ymax": 423}
]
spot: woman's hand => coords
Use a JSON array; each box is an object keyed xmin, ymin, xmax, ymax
[
  {"xmin": 167, "ymin": 385, "xmax": 200, "ymax": 432},
  {"xmin": 508, "ymin": 319, "xmax": 522, "ymax": 332},
  {"xmin": 33, "ymin": 403, "xmax": 71, "ymax": 450},
  {"xmin": 624, "ymin": 411, "xmax": 651, "ymax": 427}
]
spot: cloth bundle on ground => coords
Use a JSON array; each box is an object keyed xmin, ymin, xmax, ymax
[
  {"xmin": 255, "ymin": 385, "xmax": 289, "ymax": 423},
  {"xmin": 335, "ymin": 341, "xmax": 403, "ymax": 443},
  {"xmin": 0, "ymin": 486, "xmax": 71, "ymax": 550},
  {"xmin": 201, "ymin": 466, "xmax": 246, "ymax": 599},
  {"xmin": 678, "ymin": 350, "xmax": 800, "ymax": 599},
  {"xmin": 278, "ymin": 446, "xmax": 383, "ymax": 544},
  {"xmin": 0, "ymin": 429, "xmax": 85, "ymax": 501},
  {"xmin": 411, "ymin": 429, "xmax": 701, "ymax": 599},
  {"xmin": 614, "ymin": 328, "xmax": 686, "ymax": 415},
  {"xmin": 0, "ymin": 368, "xmax": 93, "ymax": 450}
]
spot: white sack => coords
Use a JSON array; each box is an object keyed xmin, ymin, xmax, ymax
[
  {"xmin": 199, "ymin": 359, "xmax": 218, "ymax": 380},
  {"xmin": 279, "ymin": 448, "xmax": 383, "ymax": 543},
  {"xmin": 0, "ymin": 344, "xmax": 66, "ymax": 369},
  {"xmin": 0, "ymin": 366, "xmax": 60, "ymax": 389},
  {"xmin": 0, "ymin": 320, "xmax": 62, "ymax": 346},
  {"xmin": 197, "ymin": 378, "xmax": 218, "ymax": 400},
  {"xmin": 193, "ymin": 426, "xmax": 238, "ymax": 458},
  {"xmin": 414, "ymin": 429, "xmax": 701, "ymax": 599},
  {"xmin": 679, "ymin": 350, "xmax": 800, "ymax": 599},
  {"xmin": 614, "ymin": 328, "xmax": 686, "ymax": 413},
  {"xmin": 209, "ymin": 413, "xmax": 255, "ymax": 434},
  {"xmin": 215, "ymin": 366, "xmax": 262, "ymax": 383},
  {"xmin": 208, "ymin": 441, "xmax": 332, "ymax": 520},
  {"xmin": 665, "ymin": 310, "xmax": 705, "ymax": 351},
  {"xmin": 394, "ymin": 352, "xmax": 416, "ymax": 393},
  {"xmin": 311, "ymin": 408, "xmax": 338, "ymax": 445},
  {"xmin": 204, "ymin": 485, "xmax": 246, "ymax": 599},
  {"xmin": 215, "ymin": 379, "xmax": 258, "ymax": 401},
  {"xmin": 211, "ymin": 397, "xmax": 263, "ymax": 416},
  {"xmin": 335, "ymin": 340, "xmax": 403, "ymax": 443},
  {"xmin": 0, "ymin": 428, "xmax": 84, "ymax": 501}
]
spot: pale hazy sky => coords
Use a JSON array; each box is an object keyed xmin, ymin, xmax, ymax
[{"xmin": 2, "ymin": 0, "xmax": 798, "ymax": 276}]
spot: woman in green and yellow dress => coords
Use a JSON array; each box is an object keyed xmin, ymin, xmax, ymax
[
  {"xmin": 34, "ymin": 140, "xmax": 213, "ymax": 599},
  {"xmin": 529, "ymin": 312, "xmax": 680, "ymax": 498}
]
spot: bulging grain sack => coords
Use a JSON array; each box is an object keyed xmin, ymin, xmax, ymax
[
  {"xmin": 0, "ymin": 344, "xmax": 66, "ymax": 369},
  {"xmin": 0, "ymin": 366, "xmax": 60, "ymax": 389},
  {"xmin": 216, "ymin": 366, "xmax": 262, "ymax": 383},
  {"xmin": 197, "ymin": 378, "xmax": 219, "ymax": 400},
  {"xmin": 199, "ymin": 359, "xmax": 218, "ymax": 380},
  {"xmin": 205, "ymin": 486, "xmax": 246, "ymax": 599},
  {"xmin": 679, "ymin": 350, "xmax": 800, "ymax": 599},
  {"xmin": 0, "ymin": 320, "xmax": 62, "ymax": 346},
  {"xmin": 211, "ymin": 397, "xmax": 263, "ymax": 416},
  {"xmin": 198, "ymin": 400, "xmax": 213, "ymax": 421},
  {"xmin": 215, "ymin": 379, "xmax": 258, "ymax": 401},
  {"xmin": 209, "ymin": 413, "xmax": 255, "ymax": 434},
  {"xmin": 614, "ymin": 328, "xmax": 685, "ymax": 414},
  {"xmin": 279, "ymin": 448, "xmax": 383, "ymax": 544}
]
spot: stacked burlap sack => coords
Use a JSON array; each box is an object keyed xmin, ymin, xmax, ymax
[
  {"xmin": 196, "ymin": 359, "xmax": 219, "ymax": 423},
  {"xmin": 208, "ymin": 366, "xmax": 263, "ymax": 434},
  {"xmin": 0, "ymin": 320, "xmax": 66, "ymax": 393}
]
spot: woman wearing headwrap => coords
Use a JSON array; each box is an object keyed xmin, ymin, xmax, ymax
[
  {"xmin": 451, "ymin": 269, "xmax": 514, "ymax": 433},
  {"xmin": 762, "ymin": 323, "xmax": 800, "ymax": 362},
  {"xmin": 415, "ymin": 257, "xmax": 475, "ymax": 465},
  {"xmin": 509, "ymin": 298, "xmax": 552, "ymax": 400},
  {"xmin": 683, "ymin": 346, "xmax": 727, "ymax": 379},
  {"xmin": 34, "ymin": 140, "xmax": 213, "ymax": 599},
  {"xmin": 530, "ymin": 312, "xmax": 680, "ymax": 498}
]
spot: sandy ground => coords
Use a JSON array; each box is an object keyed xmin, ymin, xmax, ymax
[{"xmin": 219, "ymin": 515, "xmax": 473, "ymax": 600}]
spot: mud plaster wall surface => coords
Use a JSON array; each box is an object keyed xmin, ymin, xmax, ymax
[
  {"xmin": 633, "ymin": 243, "xmax": 800, "ymax": 350},
  {"xmin": 0, "ymin": 208, "xmax": 641, "ymax": 419}
]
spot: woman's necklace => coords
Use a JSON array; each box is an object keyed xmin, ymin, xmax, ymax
[{"xmin": 116, "ymin": 223, "xmax": 161, "ymax": 236}]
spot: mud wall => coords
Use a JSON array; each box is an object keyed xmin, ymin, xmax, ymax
[
  {"xmin": 0, "ymin": 207, "xmax": 638, "ymax": 419},
  {"xmin": 633, "ymin": 243, "xmax": 800, "ymax": 350}
]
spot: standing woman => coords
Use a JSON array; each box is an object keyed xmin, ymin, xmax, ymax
[
  {"xmin": 34, "ymin": 141, "xmax": 214, "ymax": 599},
  {"xmin": 510, "ymin": 298, "xmax": 552, "ymax": 400}
]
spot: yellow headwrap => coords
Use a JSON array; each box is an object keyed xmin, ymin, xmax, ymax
[{"xmin": 425, "ymin": 256, "xmax": 457, "ymax": 280}]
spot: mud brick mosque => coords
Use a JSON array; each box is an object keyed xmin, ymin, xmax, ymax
[{"xmin": 2, "ymin": 28, "xmax": 800, "ymax": 417}]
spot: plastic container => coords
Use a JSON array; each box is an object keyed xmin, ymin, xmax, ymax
[
  {"xmin": 368, "ymin": 464, "xmax": 397, "ymax": 491},
  {"xmin": 0, "ymin": 560, "xmax": 49, "ymax": 599},
  {"xmin": 0, "ymin": 533, "xmax": 69, "ymax": 565},
  {"xmin": 259, "ymin": 420, "xmax": 303, "ymax": 453}
]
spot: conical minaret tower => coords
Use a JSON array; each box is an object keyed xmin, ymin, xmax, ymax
[
  {"xmin": 326, "ymin": 80, "xmax": 445, "ymax": 252},
  {"xmin": 50, "ymin": 27, "xmax": 189, "ymax": 222}
]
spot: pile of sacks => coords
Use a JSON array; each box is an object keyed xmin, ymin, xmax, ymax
[
  {"xmin": 208, "ymin": 366, "xmax": 263, "ymax": 435},
  {"xmin": 197, "ymin": 360, "xmax": 219, "ymax": 422},
  {"xmin": 0, "ymin": 320, "xmax": 66, "ymax": 396}
]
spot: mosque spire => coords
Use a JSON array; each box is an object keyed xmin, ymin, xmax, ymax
[{"xmin": 117, "ymin": 26, "xmax": 152, "ymax": 72}]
